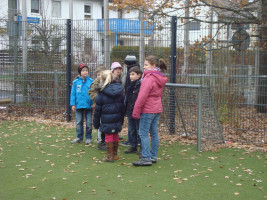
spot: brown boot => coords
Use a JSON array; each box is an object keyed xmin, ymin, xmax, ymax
[
  {"xmin": 113, "ymin": 141, "xmax": 119, "ymax": 160},
  {"xmin": 102, "ymin": 142, "xmax": 114, "ymax": 162}
]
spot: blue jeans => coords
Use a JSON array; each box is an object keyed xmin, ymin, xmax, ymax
[
  {"xmin": 128, "ymin": 115, "xmax": 140, "ymax": 148},
  {"xmin": 139, "ymin": 113, "xmax": 160, "ymax": 160},
  {"xmin": 75, "ymin": 108, "xmax": 92, "ymax": 140}
]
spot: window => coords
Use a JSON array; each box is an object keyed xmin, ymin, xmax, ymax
[
  {"xmin": 32, "ymin": 36, "xmax": 43, "ymax": 50},
  {"xmin": 31, "ymin": 0, "xmax": 40, "ymax": 14},
  {"xmin": 52, "ymin": 1, "xmax": 61, "ymax": 18},
  {"xmin": 118, "ymin": 40, "xmax": 124, "ymax": 46},
  {"xmin": 52, "ymin": 37, "xmax": 61, "ymax": 52},
  {"xmin": 231, "ymin": 23, "xmax": 250, "ymax": 30},
  {"xmin": 84, "ymin": 5, "xmax": 92, "ymax": 19},
  {"xmin": 84, "ymin": 38, "xmax": 92, "ymax": 54},
  {"xmin": 189, "ymin": 21, "xmax": 200, "ymax": 31}
]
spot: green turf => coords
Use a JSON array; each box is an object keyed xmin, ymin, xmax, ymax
[{"xmin": 0, "ymin": 120, "xmax": 266, "ymax": 200}]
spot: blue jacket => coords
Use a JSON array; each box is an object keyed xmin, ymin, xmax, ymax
[
  {"xmin": 70, "ymin": 76, "xmax": 94, "ymax": 109},
  {"xmin": 93, "ymin": 82, "xmax": 124, "ymax": 134}
]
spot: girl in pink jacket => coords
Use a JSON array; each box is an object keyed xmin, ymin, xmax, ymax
[{"xmin": 132, "ymin": 55, "xmax": 168, "ymax": 166}]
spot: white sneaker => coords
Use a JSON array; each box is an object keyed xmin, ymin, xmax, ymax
[
  {"xmin": 85, "ymin": 139, "xmax": 92, "ymax": 145},
  {"xmin": 71, "ymin": 138, "xmax": 82, "ymax": 144}
]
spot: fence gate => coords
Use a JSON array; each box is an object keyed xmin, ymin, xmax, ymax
[{"xmin": 160, "ymin": 83, "xmax": 224, "ymax": 151}]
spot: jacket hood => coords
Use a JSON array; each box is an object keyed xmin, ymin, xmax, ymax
[
  {"xmin": 101, "ymin": 82, "xmax": 123, "ymax": 98},
  {"xmin": 143, "ymin": 70, "xmax": 168, "ymax": 87}
]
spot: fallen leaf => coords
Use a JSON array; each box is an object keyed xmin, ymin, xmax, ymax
[
  {"xmin": 25, "ymin": 174, "xmax": 32, "ymax": 178},
  {"xmin": 28, "ymin": 186, "xmax": 37, "ymax": 189},
  {"xmin": 234, "ymin": 192, "xmax": 240, "ymax": 195},
  {"xmin": 91, "ymin": 189, "xmax": 96, "ymax": 194}
]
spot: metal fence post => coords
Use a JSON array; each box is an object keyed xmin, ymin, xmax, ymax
[
  {"xmin": 197, "ymin": 87, "xmax": 202, "ymax": 151},
  {"xmin": 54, "ymin": 70, "xmax": 58, "ymax": 109},
  {"xmin": 13, "ymin": 20, "xmax": 19, "ymax": 104},
  {"xmin": 66, "ymin": 19, "xmax": 72, "ymax": 122},
  {"xmin": 170, "ymin": 16, "xmax": 177, "ymax": 83},
  {"xmin": 170, "ymin": 16, "xmax": 177, "ymax": 134}
]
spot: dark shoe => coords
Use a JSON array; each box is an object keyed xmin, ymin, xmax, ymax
[
  {"xmin": 71, "ymin": 138, "xmax": 82, "ymax": 144},
  {"xmin": 151, "ymin": 158, "xmax": 157, "ymax": 164},
  {"xmin": 124, "ymin": 147, "xmax": 137, "ymax": 154},
  {"xmin": 132, "ymin": 157, "xmax": 152, "ymax": 166},
  {"xmin": 119, "ymin": 136, "xmax": 123, "ymax": 141},
  {"xmin": 121, "ymin": 141, "xmax": 130, "ymax": 146},
  {"xmin": 97, "ymin": 143, "xmax": 107, "ymax": 151}
]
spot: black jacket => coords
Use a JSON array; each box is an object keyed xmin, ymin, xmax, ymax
[
  {"xmin": 93, "ymin": 82, "xmax": 124, "ymax": 134},
  {"xmin": 124, "ymin": 64, "xmax": 140, "ymax": 94},
  {"xmin": 124, "ymin": 79, "xmax": 141, "ymax": 117}
]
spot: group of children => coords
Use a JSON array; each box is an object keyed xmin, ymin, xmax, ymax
[{"xmin": 70, "ymin": 55, "xmax": 167, "ymax": 166}]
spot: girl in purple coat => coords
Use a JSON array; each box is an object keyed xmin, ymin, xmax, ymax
[{"xmin": 132, "ymin": 55, "xmax": 168, "ymax": 166}]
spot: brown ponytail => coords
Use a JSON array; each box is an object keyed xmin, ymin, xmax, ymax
[{"xmin": 145, "ymin": 55, "xmax": 167, "ymax": 72}]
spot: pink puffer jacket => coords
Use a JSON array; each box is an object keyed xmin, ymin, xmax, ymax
[{"xmin": 132, "ymin": 70, "xmax": 168, "ymax": 119}]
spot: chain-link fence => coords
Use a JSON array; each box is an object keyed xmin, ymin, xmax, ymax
[{"xmin": 0, "ymin": 17, "xmax": 266, "ymax": 146}]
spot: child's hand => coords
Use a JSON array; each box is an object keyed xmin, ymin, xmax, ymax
[{"xmin": 71, "ymin": 106, "xmax": 76, "ymax": 112}]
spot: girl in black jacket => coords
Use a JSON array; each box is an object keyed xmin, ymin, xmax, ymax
[{"xmin": 93, "ymin": 70, "xmax": 124, "ymax": 162}]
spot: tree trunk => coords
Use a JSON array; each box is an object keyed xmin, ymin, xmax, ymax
[{"xmin": 256, "ymin": 0, "xmax": 267, "ymax": 113}]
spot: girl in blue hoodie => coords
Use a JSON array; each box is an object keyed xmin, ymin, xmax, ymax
[{"xmin": 70, "ymin": 64, "xmax": 94, "ymax": 145}]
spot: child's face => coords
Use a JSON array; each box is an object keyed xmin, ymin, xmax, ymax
[
  {"xmin": 80, "ymin": 68, "xmax": 88, "ymax": 78},
  {"xmin": 112, "ymin": 68, "xmax": 122, "ymax": 78},
  {"xmin": 144, "ymin": 60, "xmax": 156, "ymax": 70},
  {"xmin": 97, "ymin": 72, "xmax": 101, "ymax": 81},
  {"xmin": 130, "ymin": 72, "xmax": 141, "ymax": 82}
]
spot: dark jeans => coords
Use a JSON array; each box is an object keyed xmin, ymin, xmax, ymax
[
  {"xmin": 75, "ymin": 108, "xmax": 92, "ymax": 140},
  {"xmin": 128, "ymin": 115, "xmax": 140, "ymax": 148}
]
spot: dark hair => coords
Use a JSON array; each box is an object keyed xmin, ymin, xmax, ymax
[
  {"xmin": 129, "ymin": 66, "xmax": 143, "ymax": 75},
  {"xmin": 78, "ymin": 63, "xmax": 89, "ymax": 74},
  {"xmin": 145, "ymin": 55, "xmax": 167, "ymax": 72},
  {"xmin": 96, "ymin": 65, "xmax": 106, "ymax": 73}
]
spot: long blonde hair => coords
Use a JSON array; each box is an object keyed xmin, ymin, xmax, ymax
[{"xmin": 100, "ymin": 70, "xmax": 113, "ymax": 91}]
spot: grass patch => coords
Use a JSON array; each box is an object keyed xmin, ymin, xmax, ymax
[{"xmin": 0, "ymin": 120, "xmax": 266, "ymax": 200}]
